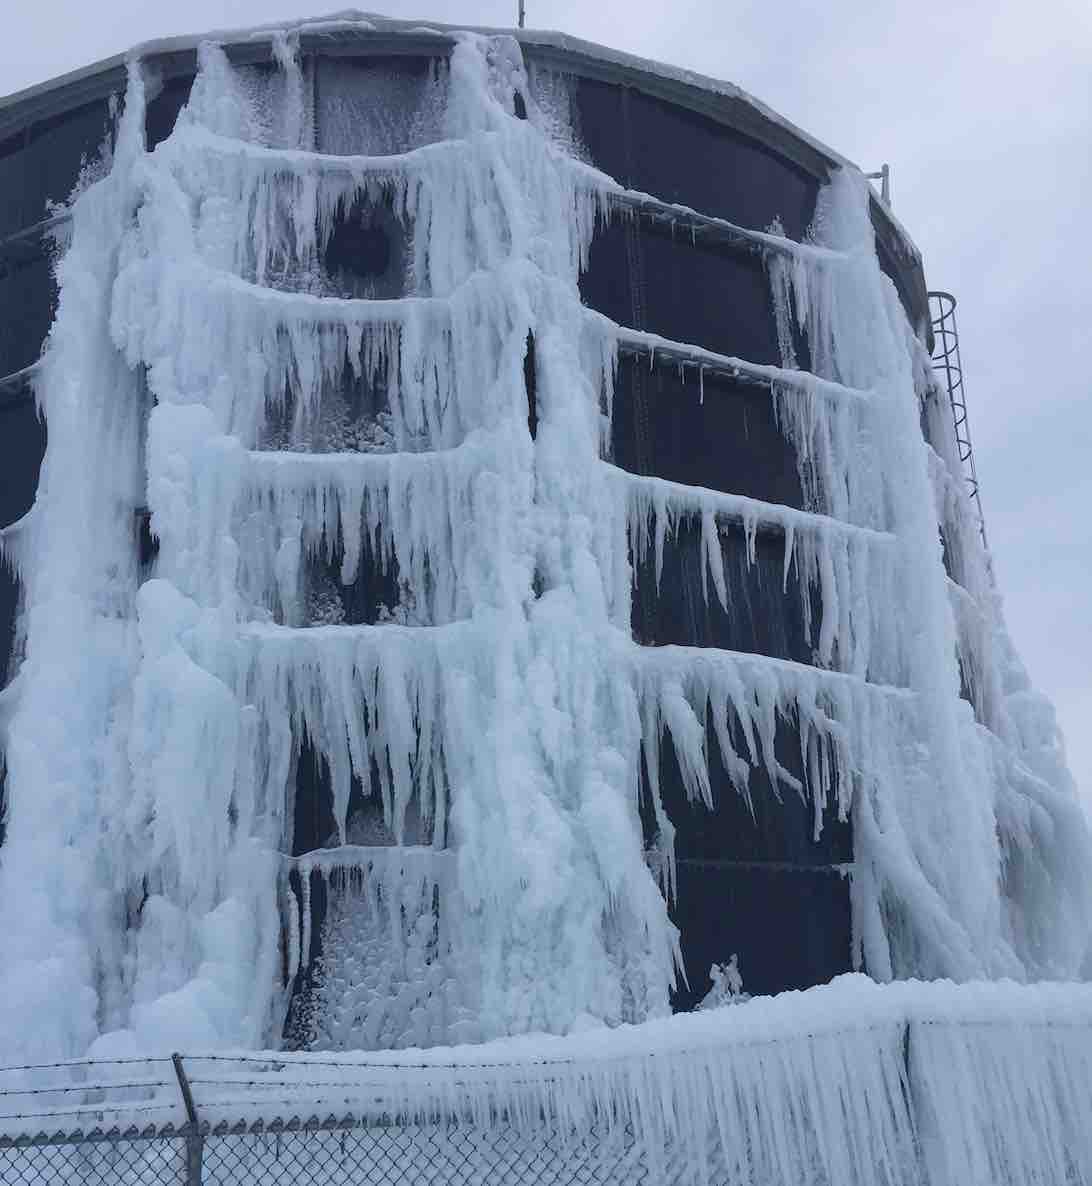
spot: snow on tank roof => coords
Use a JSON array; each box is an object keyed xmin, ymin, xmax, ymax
[
  {"xmin": 0, "ymin": 11, "xmax": 923, "ymax": 265},
  {"xmin": 0, "ymin": 10, "xmax": 838, "ymax": 168}
]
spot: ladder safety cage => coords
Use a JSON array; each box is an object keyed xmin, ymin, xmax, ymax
[{"xmin": 928, "ymin": 290, "xmax": 987, "ymax": 548}]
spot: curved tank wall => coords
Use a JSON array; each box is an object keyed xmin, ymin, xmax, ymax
[
  {"xmin": 0, "ymin": 22, "xmax": 991, "ymax": 1049},
  {"xmin": 551, "ymin": 66, "xmax": 854, "ymax": 1006}
]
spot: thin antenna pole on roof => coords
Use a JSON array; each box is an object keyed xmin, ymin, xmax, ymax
[{"xmin": 518, "ymin": 0, "xmax": 526, "ymax": 28}]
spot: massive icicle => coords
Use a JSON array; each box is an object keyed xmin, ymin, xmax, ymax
[{"xmin": 0, "ymin": 67, "xmax": 150, "ymax": 1059}]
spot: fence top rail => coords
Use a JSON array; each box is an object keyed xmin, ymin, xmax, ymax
[{"xmin": 1, "ymin": 975, "xmax": 1091, "ymax": 1144}]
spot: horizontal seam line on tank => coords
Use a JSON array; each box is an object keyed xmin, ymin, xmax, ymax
[
  {"xmin": 604, "ymin": 465, "xmax": 894, "ymax": 542},
  {"xmin": 283, "ymin": 844, "xmax": 451, "ymax": 867},
  {"xmin": 0, "ymin": 148, "xmax": 828, "ymax": 265},
  {"xmin": 675, "ymin": 858, "xmax": 853, "ymax": 874},
  {"xmin": 243, "ymin": 442, "xmax": 470, "ymax": 473},
  {"xmin": 596, "ymin": 182, "xmax": 846, "ymax": 263},
  {"xmin": 286, "ymin": 858, "xmax": 451, "ymax": 881},
  {"xmin": 208, "ymin": 268, "xmax": 445, "ymax": 319},
  {"xmin": 0, "ymin": 361, "xmax": 41, "ymax": 402},
  {"xmin": 165, "ymin": 123, "xmax": 473, "ymax": 175},
  {"xmin": 610, "ymin": 324, "xmax": 871, "ymax": 403},
  {"xmin": 236, "ymin": 620, "xmax": 467, "ymax": 642},
  {"xmin": 0, "ymin": 212, "xmax": 71, "ymax": 262},
  {"xmin": 154, "ymin": 125, "xmax": 830, "ymax": 268},
  {"xmin": 632, "ymin": 642, "xmax": 913, "ymax": 699}
]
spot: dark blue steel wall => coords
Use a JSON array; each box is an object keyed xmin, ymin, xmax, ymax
[{"xmin": 560, "ymin": 70, "xmax": 853, "ymax": 1006}]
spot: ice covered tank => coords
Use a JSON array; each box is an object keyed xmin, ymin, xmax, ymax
[{"xmin": 0, "ymin": 15, "xmax": 1085, "ymax": 1060}]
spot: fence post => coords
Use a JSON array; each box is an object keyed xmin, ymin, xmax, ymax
[{"xmin": 171, "ymin": 1053, "xmax": 204, "ymax": 1186}]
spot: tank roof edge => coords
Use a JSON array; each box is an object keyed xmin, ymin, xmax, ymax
[{"xmin": 0, "ymin": 12, "xmax": 927, "ymax": 329}]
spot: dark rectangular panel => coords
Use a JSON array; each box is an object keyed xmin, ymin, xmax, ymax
[
  {"xmin": 0, "ymin": 399, "xmax": 45, "ymax": 529},
  {"xmin": 611, "ymin": 356, "xmax": 803, "ymax": 508},
  {"xmin": 302, "ymin": 534, "xmax": 402, "ymax": 628},
  {"xmin": 569, "ymin": 76, "xmax": 818, "ymax": 240},
  {"xmin": 0, "ymin": 560, "xmax": 19, "ymax": 693},
  {"xmin": 627, "ymin": 88, "xmax": 819, "ymax": 240},
  {"xmin": 322, "ymin": 198, "xmax": 408, "ymax": 299},
  {"xmin": 280, "ymin": 859, "xmax": 445, "ymax": 1050},
  {"xmin": 643, "ymin": 706, "xmax": 851, "ymax": 868},
  {"xmin": 0, "ymin": 255, "xmax": 55, "ymax": 376},
  {"xmin": 579, "ymin": 218, "xmax": 633, "ymax": 326},
  {"xmin": 563, "ymin": 74, "xmax": 627, "ymax": 180},
  {"xmin": 0, "ymin": 398, "xmax": 46, "ymax": 705},
  {"xmin": 146, "ymin": 74, "xmax": 196, "ymax": 150},
  {"xmin": 291, "ymin": 729, "xmax": 438, "ymax": 859},
  {"xmin": 632, "ymin": 519, "xmax": 817, "ymax": 663},
  {"xmin": 581, "ymin": 220, "xmax": 788, "ymax": 367},
  {"xmin": 875, "ymin": 221, "xmax": 930, "ymax": 339},
  {"xmin": 639, "ymin": 230, "xmax": 782, "ymax": 364},
  {"xmin": 316, "ymin": 55, "xmax": 446, "ymax": 155},
  {"xmin": 670, "ymin": 862, "xmax": 852, "ymax": 1009},
  {"xmin": 0, "ymin": 99, "xmax": 115, "ymax": 239},
  {"xmin": 566, "ymin": 71, "xmax": 927, "ymax": 336}
]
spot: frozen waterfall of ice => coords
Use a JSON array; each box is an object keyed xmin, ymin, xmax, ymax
[{"xmin": 0, "ymin": 20, "xmax": 1089, "ymax": 1073}]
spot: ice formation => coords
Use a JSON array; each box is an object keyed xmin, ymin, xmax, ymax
[
  {"xmin": 4, "ymin": 975, "xmax": 1092, "ymax": 1186},
  {"xmin": 0, "ymin": 20, "xmax": 1089, "ymax": 1073},
  {"xmin": 164, "ymin": 976, "xmax": 1092, "ymax": 1185}
]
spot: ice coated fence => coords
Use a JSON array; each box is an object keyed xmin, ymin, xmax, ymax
[
  {"xmin": 2, "ymin": 978, "xmax": 1092, "ymax": 1186},
  {"xmin": 0, "ymin": 1121, "xmax": 646, "ymax": 1186}
]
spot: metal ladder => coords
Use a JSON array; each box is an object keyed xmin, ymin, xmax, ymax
[{"xmin": 929, "ymin": 290, "xmax": 987, "ymax": 548}]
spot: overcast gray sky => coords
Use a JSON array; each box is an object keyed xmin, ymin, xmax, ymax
[{"xmin": 4, "ymin": 0, "xmax": 1090, "ymax": 797}]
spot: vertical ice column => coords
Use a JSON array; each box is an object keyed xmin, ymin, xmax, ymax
[
  {"xmin": 0, "ymin": 66, "xmax": 149, "ymax": 1061},
  {"xmin": 768, "ymin": 169, "xmax": 1092, "ymax": 980},
  {"xmin": 790, "ymin": 173, "xmax": 1015, "ymax": 979},
  {"xmin": 404, "ymin": 34, "xmax": 675, "ymax": 1035}
]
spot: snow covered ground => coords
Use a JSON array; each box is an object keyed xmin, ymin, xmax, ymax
[{"xmin": 2, "ymin": 976, "xmax": 1092, "ymax": 1185}]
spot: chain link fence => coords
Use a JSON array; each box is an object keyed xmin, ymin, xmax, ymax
[
  {"xmin": 0, "ymin": 1122, "xmax": 648, "ymax": 1185},
  {"xmin": 4, "ymin": 996, "xmax": 1092, "ymax": 1186},
  {"xmin": 0, "ymin": 1052, "xmax": 653, "ymax": 1186},
  {"xmin": 1, "ymin": 1134, "xmax": 187, "ymax": 1185}
]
